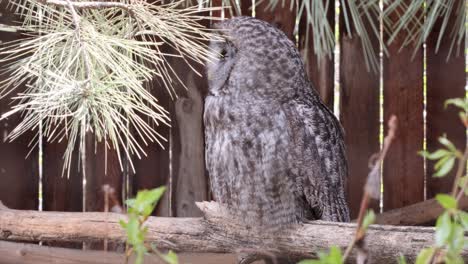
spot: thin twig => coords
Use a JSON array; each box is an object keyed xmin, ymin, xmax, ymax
[
  {"xmin": 343, "ymin": 115, "xmax": 398, "ymax": 262},
  {"xmin": 37, "ymin": 0, "xmax": 130, "ymax": 10},
  {"xmin": 455, "ymin": 148, "xmax": 468, "ymax": 202},
  {"xmin": 64, "ymin": 0, "xmax": 92, "ymax": 90},
  {"xmin": 452, "ymin": 143, "xmax": 468, "ymax": 198}
]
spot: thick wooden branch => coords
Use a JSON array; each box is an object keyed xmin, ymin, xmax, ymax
[
  {"xmin": 376, "ymin": 195, "xmax": 468, "ymax": 225},
  {"xmin": 1, "ymin": 201, "xmax": 467, "ymax": 263},
  {"xmin": 0, "ymin": 240, "xmax": 237, "ymax": 264}
]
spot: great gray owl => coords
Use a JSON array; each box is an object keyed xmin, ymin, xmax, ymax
[{"xmin": 204, "ymin": 16, "xmax": 350, "ymax": 230}]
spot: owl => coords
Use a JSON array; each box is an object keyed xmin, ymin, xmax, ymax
[{"xmin": 204, "ymin": 16, "xmax": 350, "ymax": 231}]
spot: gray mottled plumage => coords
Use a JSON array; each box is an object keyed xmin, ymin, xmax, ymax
[{"xmin": 204, "ymin": 17, "xmax": 350, "ymax": 230}]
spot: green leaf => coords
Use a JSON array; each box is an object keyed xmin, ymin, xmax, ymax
[
  {"xmin": 161, "ymin": 250, "xmax": 179, "ymax": 264},
  {"xmin": 299, "ymin": 246, "xmax": 343, "ymax": 264},
  {"xmin": 448, "ymin": 223, "xmax": 465, "ymax": 254},
  {"xmin": 124, "ymin": 217, "xmax": 145, "ymax": 246},
  {"xmin": 446, "ymin": 98, "xmax": 468, "ymax": 112},
  {"xmin": 435, "ymin": 212, "xmax": 452, "ymax": 247},
  {"xmin": 297, "ymin": 260, "xmax": 321, "ymax": 264},
  {"xmin": 438, "ymin": 137, "xmax": 457, "ymax": 152},
  {"xmin": 434, "ymin": 155, "xmax": 449, "ymax": 170},
  {"xmin": 415, "ymin": 247, "xmax": 435, "ymax": 264},
  {"xmin": 127, "ymin": 186, "xmax": 166, "ymax": 217},
  {"xmin": 421, "ymin": 149, "xmax": 450, "ymax": 160},
  {"xmin": 435, "ymin": 194, "xmax": 458, "ymax": 209},
  {"xmin": 458, "ymin": 211, "xmax": 468, "ymax": 230},
  {"xmin": 458, "ymin": 112, "xmax": 467, "ymax": 125},
  {"xmin": 397, "ymin": 254, "xmax": 407, "ymax": 264},
  {"xmin": 433, "ymin": 156, "xmax": 455, "ymax": 177},
  {"xmin": 134, "ymin": 243, "xmax": 148, "ymax": 264},
  {"xmin": 361, "ymin": 210, "xmax": 376, "ymax": 232},
  {"xmin": 327, "ymin": 246, "xmax": 343, "ymax": 264},
  {"xmin": 119, "ymin": 219, "xmax": 127, "ymax": 229},
  {"xmin": 444, "ymin": 253, "xmax": 464, "ymax": 264},
  {"xmin": 126, "ymin": 198, "xmax": 136, "ymax": 209}
]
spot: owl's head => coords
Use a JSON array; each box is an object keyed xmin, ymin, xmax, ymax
[{"xmin": 206, "ymin": 17, "xmax": 307, "ymax": 98}]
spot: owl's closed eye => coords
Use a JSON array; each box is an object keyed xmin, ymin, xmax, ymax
[{"xmin": 206, "ymin": 38, "xmax": 237, "ymax": 96}]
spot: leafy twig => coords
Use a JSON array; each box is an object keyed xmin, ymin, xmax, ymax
[{"xmin": 453, "ymin": 150, "xmax": 468, "ymax": 203}]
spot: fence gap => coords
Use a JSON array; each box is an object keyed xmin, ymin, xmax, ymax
[
  {"xmin": 378, "ymin": 0, "xmax": 384, "ymax": 213},
  {"xmin": 334, "ymin": 0, "xmax": 341, "ymax": 117},
  {"xmin": 38, "ymin": 122, "xmax": 43, "ymax": 211}
]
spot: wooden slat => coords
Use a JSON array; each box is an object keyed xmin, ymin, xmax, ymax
[
  {"xmin": 383, "ymin": 3, "xmax": 424, "ymax": 211},
  {"xmin": 298, "ymin": 0, "xmax": 335, "ymax": 108},
  {"xmin": 339, "ymin": 8, "xmax": 380, "ymax": 217},
  {"xmin": 83, "ymin": 139, "xmax": 125, "ymax": 250},
  {"xmin": 0, "ymin": 7, "xmax": 38, "ymax": 211},
  {"xmin": 240, "ymin": 0, "xmax": 252, "ymax": 16},
  {"xmin": 174, "ymin": 73, "xmax": 207, "ymax": 217},
  {"xmin": 42, "ymin": 141, "xmax": 82, "ymax": 248},
  {"xmin": 426, "ymin": 0, "xmax": 466, "ymax": 198},
  {"xmin": 133, "ymin": 85, "xmax": 172, "ymax": 216},
  {"xmin": 0, "ymin": 109, "xmax": 38, "ymax": 210},
  {"xmin": 42, "ymin": 142, "xmax": 82, "ymax": 212},
  {"xmin": 84, "ymin": 141, "xmax": 123, "ymax": 212}
]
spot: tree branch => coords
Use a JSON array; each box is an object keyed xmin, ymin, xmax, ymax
[
  {"xmin": 375, "ymin": 195, "xmax": 468, "ymax": 226},
  {"xmin": 0, "ymin": 240, "xmax": 237, "ymax": 264},
  {"xmin": 1, "ymin": 201, "xmax": 467, "ymax": 263}
]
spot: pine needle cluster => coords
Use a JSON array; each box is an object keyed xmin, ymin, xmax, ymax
[{"xmin": 0, "ymin": 0, "xmax": 219, "ymax": 175}]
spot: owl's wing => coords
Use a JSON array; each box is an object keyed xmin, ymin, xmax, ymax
[{"xmin": 286, "ymin": 95, "xmax": 350, "ymax": 222}]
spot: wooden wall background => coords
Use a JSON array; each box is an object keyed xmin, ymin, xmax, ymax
[{"xmin": 0, "ymin": 0, "xmax": 466, "ymax": 223}]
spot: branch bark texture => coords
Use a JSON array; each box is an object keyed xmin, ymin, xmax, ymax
[{"xmin": 0, "ymin": 201, "xmax": 467, "ymax": 263}]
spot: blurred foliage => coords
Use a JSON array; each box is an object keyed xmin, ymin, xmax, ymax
[
  {"xmin": 120, "ymin": 186, "xmax": 178, "ymax": 264},
  {"xmin": 301, "ymin": 98, "xmax": 468, "ymax": 263}
]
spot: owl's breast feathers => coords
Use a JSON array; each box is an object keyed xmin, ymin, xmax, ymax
[{"xmin": 204, "ymin": 92, "xmax": 350, "ymax": 228}]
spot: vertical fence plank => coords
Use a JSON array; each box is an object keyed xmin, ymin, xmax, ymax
[
  {"xmin": 383, "ymin": 3, "xmax": 424, "ymax": 211},
  {"xmin": 299, "ymin": 1, "xmax": 335, "ymax": 108},
  {"xmin": 426, "ymin": 1, "xmax": 466, "ymax": 198},
  {"xmin": 42, "ymin": 143, "xmax": 82, "ymax": 212},
  {"xmin": 173, "ymin": 9, "xmax": 213, "ymax": 216},
  {"xmin": 240, "ymin": 0, "xmax": 252, "ymax": 16},
  {"xmin": 174, "ymin": 72, "xmax": 207, "ymax": 217},
  {"xmin": 42, "ymin": 142, "xmax": 82, "ymax": 248},
  {"xmin": 84, "ymin": 141, "xmax": 124, "ymax": 250},
  {"xmin": 84, "ymin": 142, "xmax": 123, "ymax": 212},
  {"xmin": 0, "ymin": 107, "xmax": 38, "ymax": 210},
  {"xmin": 133, "ymin": 85, "xmax": 172, "ymax": 216},
  {"xmin": 0, "ymin": 7, "xmax": 38, "ymax": 211},
  {"xmin": 339, "ymin": 9, "xmax": 380, "ymax": 218}
]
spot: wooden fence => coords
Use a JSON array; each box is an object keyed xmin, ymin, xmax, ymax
[{"xmin": 0, "ymin": 0, "xmax": 466, "ymax": 222}]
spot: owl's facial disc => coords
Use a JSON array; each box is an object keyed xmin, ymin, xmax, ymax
[{"xmin": 206, "ymin": 35, "xmax": 237, "ymax": 96}]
